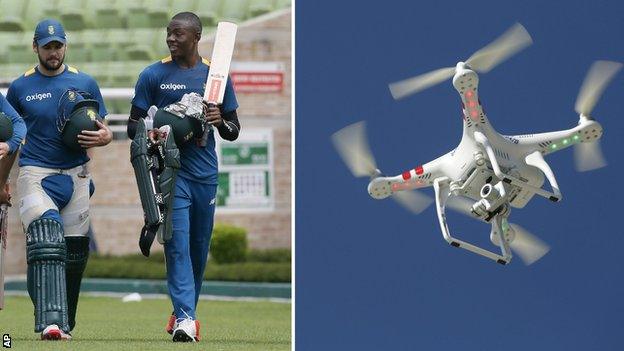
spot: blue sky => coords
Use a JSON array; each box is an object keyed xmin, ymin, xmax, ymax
[{"xmin": 296, "ymin": 0, "xmax": 624, "ymax": 350}]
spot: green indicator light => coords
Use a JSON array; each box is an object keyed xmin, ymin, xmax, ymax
[
  {"xmin": 551, "ymin": 144, "xmax": 558, "ymax": 149},
  {"xmin": 573, "ymin": 135, "xmax": 580, "ymax": 140},
  {"xmin": 562, "ymin": 139, "xmax": 569, "ymax": 145}
]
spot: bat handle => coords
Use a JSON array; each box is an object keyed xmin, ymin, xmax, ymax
[{"xmin": 198, "ymin": 102, "xmax": 218, "ymax": 147}]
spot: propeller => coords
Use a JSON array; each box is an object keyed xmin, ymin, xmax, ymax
[
  {"xmin": 392, "ymin": 190, "xmax": 433, "ymax": 215},
  {"xmin": 507, "ymin": 224, "xmax": 550, "ymax": 265},
  {"xmin": 573, "ymin": 60, "xmax": 622, "ymax": 172},
  {"xmin": 331, "ymin": 121, "xmax": 432, "ymax": 214},
  {"xmin": 574, "ymin": 142, "xmax": 607, "ymax": 172},
  {"xmin": 447, "ymin": 196, "xmax": 549, "ymax": 265},
  {"xmin": 389, "ymin": 23, "xmax": 532, "ymax": 100},
  {"xmin": 331, "ymin": 121, "xmax": 377, "ymax": 177}
]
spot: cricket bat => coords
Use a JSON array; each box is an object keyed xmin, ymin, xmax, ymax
[
  {"xmin": 204, "ymin": 21, "xmax": 238, "ymax": 105},
  {"xmin": 0, "ymin": 203, "xmax": 8, "ymax": 310},
  {"xmin": 199, "ymin": 21, "xmax": 238, "ymax": 147}
]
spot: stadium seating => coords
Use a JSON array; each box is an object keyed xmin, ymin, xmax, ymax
[
  {"xmin": 0, "ymin": 0, "xmax": 292, "ymax": 112},
  {"xmin": 248, "ymin": 0, "xmax": 275, "ymax": 18},
  {"xmin": 0, "ymin": 0, "xmax": 28, "ymax": 31},
  {"xmin": 59, "ymin": 0, "xmax": 93, "ymax": 31},
  {"xmin": 219, "ymin": 0, "xmax": 249, "ymax": 24},
  {"xmin": 194, "ymin": 0, "xmax": 221, "ymax": 28},
  {"xmin": 92, "ymin": 0, "xmax": 125, "ymax": 30}
]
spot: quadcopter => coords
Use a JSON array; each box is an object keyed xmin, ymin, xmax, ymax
[{"xmin": 333, "ymin": 23, "xmax": 622, "ymax": 265}]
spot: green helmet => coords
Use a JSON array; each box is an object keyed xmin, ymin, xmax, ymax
[
  {"xmin": 56, "ymin": 90, "xmax": 102, "ymax": 151},
  {"xmin": 153, "ymin": 108, "xmax": 203, "ymax": 146},
  {"xmin": 0, "ymin": 112, "xmax": 13, "ymax": 142}
]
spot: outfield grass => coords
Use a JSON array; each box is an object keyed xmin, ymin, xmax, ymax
[{"xmin": 0, "ymin": 296, "xmax": 291, "ymax": 350}]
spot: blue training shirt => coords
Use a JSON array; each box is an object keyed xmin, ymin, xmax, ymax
[
  {"xmin": 132, "ymin": 56, "xmax": 239, "ymax": 185},
  {"xmin": 0, "ymin": 92, "xmax": 26, "ymax": 153},
  {"xmin": 6, "ymin": 65, "xmax": 107, "ymax": 169}
]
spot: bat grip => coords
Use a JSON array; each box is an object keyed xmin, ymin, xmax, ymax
[{"xmin": 198, "ymin": 102, "xmax": 218, "ymax": 147}]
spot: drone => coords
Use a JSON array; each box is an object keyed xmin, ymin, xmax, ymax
[{"xmin": 332, "ymin": 23, "xmax": 622, "ymax": 265}]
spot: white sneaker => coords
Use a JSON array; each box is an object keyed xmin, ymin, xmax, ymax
[
  {"xmin": 41, "ymin": 324, "xmax": 72, "ymax": 341},
  {"xmin": 172, "ymin": 318, "xmax": 200, "ymax": 342}
]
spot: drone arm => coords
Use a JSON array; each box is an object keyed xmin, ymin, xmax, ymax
[
  {"xmin": 474, "ymin": 131, "xmax": 560, "ymax": 202},
  {"xmin": 525, "ymin": 151, "xmax": 562, "ymax": 201},
  {"xmin": 510, "ymin": 118, "xmax": 602, "ymax": 156},
  {"xmin": 433, "ymin": 177, "xmax": 512, "ymax": 265}
]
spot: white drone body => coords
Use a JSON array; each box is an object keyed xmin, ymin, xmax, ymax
[{"xmin": 333, "ymin": 24, "xmax": 622, "ymax": 265}]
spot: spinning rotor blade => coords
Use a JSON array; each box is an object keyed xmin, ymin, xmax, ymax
[
  {"xmin": 392, "ymin": 190, "xmax": 433, "ymax": 215},
  {"xmin": 389, "ymin": 67, "xmax": 456, "ymax": 100},
  {"xmin": 445, "ymin": 196, "xmax": 475, "ymax": 216},
  {"xmin": 332, "ymin": 121, "xmax": 432, "ymax": 213},
  {"xmin": 465, "ymin": 23, "xmax": 533, "ymax": 73},
  {"xmin": 575, "ymin": 60, "xmax": 623, "ymax": 116},
  {"xmin": 574, "ymin": 141, "xmax": 606, "ymax": 172},
  {"xmin": 389, "ymin": 23, "xmax": 532, "ymax": 100},
  {"xmin": 509, "ymin": 224, "xmax": 549, "ymax": 265},
  {"xmin": 332, "ymin": 121, "xmax": 378, "ymax": 177}
]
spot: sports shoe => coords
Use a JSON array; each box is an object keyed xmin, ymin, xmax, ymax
[
  {"xmin": 165, "ymin": 313, "xmax": 177, "ymax": 335},
  {"xmin": 41, "ymin": 324, "xmax": 72, "ymax": 340},
  {"xmin": 172, "ymin": 318, "xmax": 200, "ymax": 342}
]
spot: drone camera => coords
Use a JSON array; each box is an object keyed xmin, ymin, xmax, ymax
[{"xmin": 480, "ymin": 184, "xmax": 493, "ymax": 199}]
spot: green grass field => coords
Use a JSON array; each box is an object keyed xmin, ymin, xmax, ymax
[{"xmin": 0, "ymin": 295, "xmax": 291, "ymax": 350}]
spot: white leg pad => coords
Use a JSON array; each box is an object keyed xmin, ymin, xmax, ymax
[
  {"xmin": 17, "ymin": 167, "xmax": 59, "ymax": 231},
  {"xmin": 17, "ymin": 166, "xmax": 91, "ymax": 237}
]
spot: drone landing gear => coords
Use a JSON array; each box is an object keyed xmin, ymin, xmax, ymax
[
  {"xmin": 524, "ymin": 151, "xmax": 562, "ymax": 202},
  {"xmin": 434, "ymin": 177, "xmax": 513, "ymax": 264},
  {"xmin": 474, "ymin": 131, "xmax": 562, "ymax": 202}
]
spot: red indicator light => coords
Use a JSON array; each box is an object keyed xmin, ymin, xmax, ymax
[
  {"xmin": 468, "ymin": 101, "xmax": 477, "ymax": 108},
  {"xmin": 465, "ymin": 90, "xmax": 473, "ymax": 98},
  {"xmin": 392, "ymin": 183, "xmax": 400, "ymax": 191},
  {"xmin": 471, "ymin": 110, "xmax": 478, "ymax": 118},
  {"xmin": 402, "ymin": 171, "xmax": 411, "ymax": 180},
  {"xmin": 415, "ymin": 165, "xmax": 424, "ymax": 175}
]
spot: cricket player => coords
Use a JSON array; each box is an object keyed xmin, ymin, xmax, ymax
[
  {"xmin": 0, "ymin": 93, "xmax": 25, "ymax": 311},
  {"xmin": 0, "ymin": 92, "xmax": 26, "ymax": 199},
  {"xmin": 127, "ymin": 12, "xmax": 240, "ymax": 342},
  {"xmin": 0, "ymin": 94, "xmax": 26, "ymax": 210},
  {"xmin": 6, "ymin": 19, "xmax": 111, "ymax": 340}
]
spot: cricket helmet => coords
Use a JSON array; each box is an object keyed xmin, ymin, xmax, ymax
[
  {"xmin": 57, "ymin": 90, "xmax": 102, "ymax": 151},
  {"xmin": 153, "ymin": 108, "xmax": 203, "ymax": 146}
]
